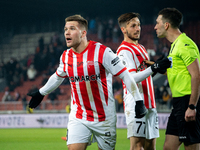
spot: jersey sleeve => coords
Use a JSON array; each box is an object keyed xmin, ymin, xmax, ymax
[
  {"xmin": 103, "ymin": 47, "xmax": 143, "ymax": 101},
  {"xmin": 102, "ymin": 47, "xmax": 127, "ymax": 76},
  {"xmin": 178, "ymin": 44, "xmax": 198, "ymax": 67},
  {"xmin": 56, "ymin": 52, "xmax": 68, "ymax": 78},
  {"xmin": 39, "ymin": 73, "xmax": 65, "ymax": 95},
  {"xmin": 117, "ymin": 49, "xmax": 137, "ymax": 73}
]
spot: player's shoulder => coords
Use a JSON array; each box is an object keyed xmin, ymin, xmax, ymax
[
  {"xmin": 117, "ymin": 42, "xmax": 135, "ymax": 55},
  {"xmin": 90, "ymin": 40, "xmax": 108, "ymax": 49},
  {"xmin": 62, "ymin": 48, "xmax": 72, "ymax": 55},
  {"xmin": 139, "ymin": 43, "xmax": 145, "ymax": 49}
]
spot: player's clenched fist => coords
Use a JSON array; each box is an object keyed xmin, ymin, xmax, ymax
[
  {"xmin": 135, "ymin": 100, "xmax": 147, "ymax": 118},
  {"xmin": 27, "ymin": 90, "xmax": 44, "ymax": 108}
]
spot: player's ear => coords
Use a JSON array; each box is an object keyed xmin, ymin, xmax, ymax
[
  {"xmin": 121, "ymin": 27, "xmax": 126, "ymax": 34},
  {"xmin": 81, "ymin": 30, "xmax": 87, "ymax": 38},
  {"xmin": 164, "ymin": 22, "xmax": 170, "ymax": 30}
]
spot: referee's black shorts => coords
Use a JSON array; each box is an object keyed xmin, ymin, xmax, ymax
[{"xmin": 166, "ymin": 95, "xmax": 200, "ymax": 145}]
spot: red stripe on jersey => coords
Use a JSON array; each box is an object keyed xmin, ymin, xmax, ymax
[
  {"xmin": 141, "ymin": 79, "xmax": 149, "ymax": 107},
  {"xmin": 56, "ymin": 51, "xmax": 68, "ymax": 78},
  {"xmin": 129, "ymin": 69, "xmax": 137, "ymax": 73},
  {"xmin": 88, "ymin": 44, "xmax": 106, "ymax": 122},
  {"xmin": 62, "ymin": 50, "xmax": 67, "ymax": 72},
  {"xmin": 98, "ymin": 46, "xmax": 108, "ymax": 106},
  {"xmin": 55, "ymin": 71, "xmax": 68, "ymax": 78},
  {"xmin": 117, "ymin": 47, "xmax": 133, "ymax": 56},
  {"xmin": 114, "ymin": 67, "xmax": 127, "ymax": 77},
  {"xmin": 138, "ymin": 44, "xmax": 149, "ymax": 60},
  {"xmin": 77, "ymin": 54, "xmax": 94, "ymax": 121},
  {"xmin": 67, "ymin": 50, "xmax": 84, "ymax": 119}
]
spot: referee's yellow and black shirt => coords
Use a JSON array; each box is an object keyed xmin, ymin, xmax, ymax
[{"xmin": 167, "ymin": 33, "xmax": 200, "ymax": 97}]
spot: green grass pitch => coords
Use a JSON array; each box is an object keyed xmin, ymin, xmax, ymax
[{"xmin": 0, "ymin": 128, "xmax": 184, "ymax": 150}]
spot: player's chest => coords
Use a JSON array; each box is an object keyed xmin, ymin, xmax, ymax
[{"xmin": 66, "ymin": 59, "xmax": 101, "ymax": 75}]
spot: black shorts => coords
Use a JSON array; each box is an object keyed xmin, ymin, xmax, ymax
[{"xmin": 166, "ymin": 95, "xmax": 200, "ymax": 144}]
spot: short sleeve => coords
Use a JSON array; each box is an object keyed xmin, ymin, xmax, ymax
[
  {"xmin": 56, "ymin": 53, "xmax": 68, "ymax": 78},
  {"xmin": 178, "ymin": 45, "xmax": 198, "ymax": 67},
  {"xmin": 117, "ymin": 50, "xmax": 137, "ymax": 72},
  {"xmin": 102, "ymin": 48, "xmax": 127, "ymax": 76}
]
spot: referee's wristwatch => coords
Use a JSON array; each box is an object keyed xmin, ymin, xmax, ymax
[{"xmin": 188, "ymin": 104, "xmax": 196, "ymax": 110}]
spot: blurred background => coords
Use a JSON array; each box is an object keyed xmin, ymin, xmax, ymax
[{"xmin": 0, "ymin": 0, "xmax": 199, "ymax": 114}]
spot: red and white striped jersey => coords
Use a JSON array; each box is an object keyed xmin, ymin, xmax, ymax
[
  {"xmin": 56, "ymin": 40, "xmax": 127, "ymax": 122},
  {"xmin": 117, "ymin": 41, "xmax": 156, "ymax": 109}
]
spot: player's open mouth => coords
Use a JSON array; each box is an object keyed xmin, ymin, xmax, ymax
[{"xmin": 66, "ymin": 38, "xmax": 72, "ymax": 42}]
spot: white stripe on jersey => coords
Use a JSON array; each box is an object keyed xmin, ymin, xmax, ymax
[{"xmin": 131, "ymin": 44, "xmax": 149, "ymax": 60}]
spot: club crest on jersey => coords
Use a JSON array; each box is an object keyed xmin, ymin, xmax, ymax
[
  {"xmin": 87, "ymin": 61, "xmax": 98, "ymax": 68},
  {"xmin": 69, "ymin": 74, "xmax": 101, "ymax": 82}
]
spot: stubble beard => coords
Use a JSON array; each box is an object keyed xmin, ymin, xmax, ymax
[{"xmin": 127, "ymin": 31, "xmax": 140, "ymax": 41}]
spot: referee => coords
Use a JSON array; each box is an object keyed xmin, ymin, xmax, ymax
[{"xmin": 154, "ymin": 8, "xmax": 200, "ymax": 150}]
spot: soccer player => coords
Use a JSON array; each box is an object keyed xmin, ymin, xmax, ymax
[
  {"xmin": 117, "ymin": 12, "xmax": 170, "ymax": 150},
  {"xmin": 27, "ymin": 14, "xmax": 148, "ymax": 150},
  {"xmin": 154, "ymin": 8, "xmax": 200, "ymax": 150}
]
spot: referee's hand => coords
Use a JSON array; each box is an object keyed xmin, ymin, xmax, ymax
[
  {"xmin": 185, "ymin": 108, "xmax": 196, "ymax": 122},
  {"xmin": 150, "ymin": 56, "xmax": 171, "ymax": 74}
]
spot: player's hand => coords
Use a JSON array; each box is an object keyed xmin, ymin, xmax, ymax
[
  {"xmin": 185, "ymin": 108, "xmax": 196, "ymax": 122},
  {"xmin": 27, "ymin": 90, "xmax": 44, "ymax": 108},
  {"xmin": 151, "ymin": 56, "xmax": 171, "ymax": 74},
  {"xmin": 135, "ymin": 100, "xmax": 147, "ymax": 118},
  {"xmin": 143, "ymin": 60, "xmax": 155, "ymax": 66}
]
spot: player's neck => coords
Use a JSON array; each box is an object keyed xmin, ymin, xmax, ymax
[
  {"xmin": 124, "ymin": 38, "xmax": 138, "ymax": 45},
  {"xmin": 72, "ymin": 38, "xmax": 89, "ymax": 54}
]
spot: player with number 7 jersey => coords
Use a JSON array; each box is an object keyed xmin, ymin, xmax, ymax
[{"xmin": 117, "ymin": 12, "xmax": 160, "ymax": 150}]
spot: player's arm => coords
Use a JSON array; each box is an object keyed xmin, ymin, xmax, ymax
[
  {"xmin": 118, "ymin": 68, "xmax": 147, "ymax": 118},
  {"xmin": 27, "ymin": 53, "xmax": 67, "ymax": 109},
  {"xmin": 185, "ymin": 58, "xmax": 200, "ymax": 122},
  {"xmin": 131, "ymin": 67, "xmax": 152, "ymax": 83},
  {"xmin": 104, "ymin": 48, "xmax": 147, "ymax": 118},
  {"xmin": 117, "ymin": 50, "xmax": 170, "ymax": 81},
  {"xmin": 27, "ymin": 73, "xmax": 65, "ymax": 108},
  {"xmin": 117, "ymin": 50, "xmax": 152, "ymax": 83}
]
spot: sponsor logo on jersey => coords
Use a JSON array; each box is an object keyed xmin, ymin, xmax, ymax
[
  {"xmin": 111, "ymin": 57, "xmax": 120, "ymax": 66},
  {"xmin": 69, "ymin": 74, "xmax": 100, "ymax": 82}
]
